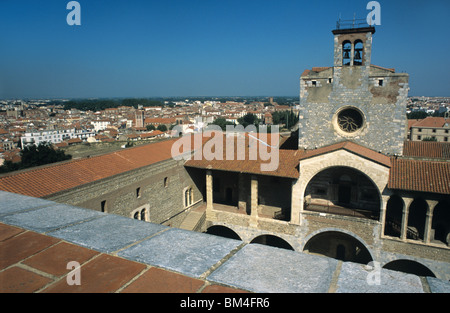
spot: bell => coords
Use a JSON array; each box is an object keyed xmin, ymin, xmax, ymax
[
  {"xmin": 354, "ymin": 50, "xmax": 362, "ymax": 60},
  {"xmin": 343, "ymin": 50, "xmax": 350, "ymax": 59}
]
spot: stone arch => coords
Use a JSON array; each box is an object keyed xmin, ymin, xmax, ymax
[
  {"xmin": 384, "ymin": 194, "xmax": 404, "ymax": 237},
  {"xmin": 383, "ymin": 259, "xmax": 436, "ymax": 278},
  {"xmin": 432, "ymin": 200, "xmax": 450, "ymax": 245},
  {"xmin": 353, "ymin": 39, "xmax": 364, "ymax": 65},
  {"xmin": 407, "ymin": 198, "xmax": 428, "ymax": 240},
  {"xmin": 250, "ymin": 234, "xmax": 295, "ymax": 251},
  {"xmin": 342, "ymin": 40, "xmax": 352, "ymax": 66},
  {"xmin": 205, "ymin": 225, "xmax": 242, "ymax": 241},
  {"xmin": 302, "ymin": 228, "xmax": 374, "ymax": 264},
  {"xmin": 298, "ymin": 150, "xmax": 389, "ymax": 223},
  {"xmin": 303, "ymin": 165, "xmax": 381, "ymax": 220}
]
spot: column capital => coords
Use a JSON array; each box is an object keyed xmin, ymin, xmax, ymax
[{"xmin": 425, "ymin": 199, "xmax": 439, "ymax": 214}]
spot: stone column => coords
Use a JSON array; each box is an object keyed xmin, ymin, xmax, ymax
[
  {"xmin": 238, "ymin": 173, "xmax": 246, "ymax": 212},
  {"xmin": 379, "ymin": 195, "xmax": 390, "ymax": 236},
  {"xmin": 350, "ymin": 43, "xmax": 355, "ymax": 66},
  {"xmin": 250, "ymin": 175, "xmax": 259, "ymax": 227},
  {"xmin": 291, "ymin": 179, "xmax": 301, "ymax": 225},
  {"xmin": 424, "ymin": 200, "xmax": 438, "ymax": 244},
  {"xmin": 206, "ymin": 170, "xmax": 213, "ymax": 218},
  {"xmin": 401, "ymin": 197, "xmax": 413, "ymax": 240}
]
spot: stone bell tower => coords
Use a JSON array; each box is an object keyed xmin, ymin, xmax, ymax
[{"xmin": 298, "ymin": 21, "xmax": 409, "ymax": 155}]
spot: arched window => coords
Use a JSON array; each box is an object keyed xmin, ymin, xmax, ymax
[
  {"xmin": 353, "ymin": 40, "xmax": 364, "ymax": 65},
  {"xmin": 131, "ymin": 206, "xmax": 149, "ymax": 222},
  {"xmin": 342, "ymin": 40, "xmax": 351, "ymax": 66}
]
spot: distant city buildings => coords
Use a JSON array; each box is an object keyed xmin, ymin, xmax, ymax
[
  {"xmin": 20, "ymin": 128, "xmax": 96, "ymax": 148},
  {"xmin": 0, "ymin": 96, "xmax": 301, "ymax": 166},
  {"xmin": 408, "ymin": 117, "xmax": 450, "ymax": 142},
  {"xmin": 0, "ymin": 94, "xmax": 448, "ymax": 166}
]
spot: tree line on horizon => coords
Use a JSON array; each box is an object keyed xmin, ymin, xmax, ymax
[
  {"xmin": 62, "ymin": 98, "xmax": 164, "ymax": 112},
  {"xmin": 0, "ymin": 142, "xmax": 72, "ymax": 174}
]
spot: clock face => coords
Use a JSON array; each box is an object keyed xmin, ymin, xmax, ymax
[{"xmin": 337, "ymin": 108, "xmax": 364, "ymax": 133}]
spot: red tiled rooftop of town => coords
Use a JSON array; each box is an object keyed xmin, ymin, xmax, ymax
[{"xmin": 411, "ymin": 117, "xmax": 449, "ymax": 128}]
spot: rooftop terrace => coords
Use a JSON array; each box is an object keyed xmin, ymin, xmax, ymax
[{"xmin": 1, "ymin": 191, "xmax": 449, "ymax": 295}]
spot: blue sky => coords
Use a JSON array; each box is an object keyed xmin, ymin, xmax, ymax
[{"xmin": 0, "ymin": 0, "xmax": 449, "ymax": 99}]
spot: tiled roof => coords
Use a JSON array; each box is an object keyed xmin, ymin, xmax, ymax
[
  {"xmin": 311, "ymin": 67, "xmax": 331, "ymax": 72},
  {"xmin": 403, "ymin": 141, "xmax": 450, "ymax": 159},
  {"xmin": 0, "ymin": 138, "xmax": 187, "ymax": 198},
  {"xmin": 184, "ymin": 133, "xmax": 300, "ymax": 179},
  {"xmin": 412, "ymin": 117, "xmax": 449, "ymax": 128},
  {"xmin": 388, "ymin": 158, "xmax": 450, "ymax": 194},
  {"xmin": 298, "ymin": 141, "xmax": 391, "ymax": 168},
  {"xmin": 185, "ymin": 139, "xmax": 392, "ymax": 178},
  {"xmin": 370, "ymin": 64, "xmax": 395, "ymax": 73},
  {"xmin": 144, "ymin": 117, "xmax": 176, "ymax": 124},
  {"xmin": 408, "ymin": 119, "xmax": 421, "ymax": 129}
]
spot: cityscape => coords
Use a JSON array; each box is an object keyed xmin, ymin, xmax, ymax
[
  {"xmin": 0, "ymin": 0, "xmax": 449, "ymax": 299},
  {"xmin": 1, "ymin": 95, "xmax": 449, "ymax": 169}
]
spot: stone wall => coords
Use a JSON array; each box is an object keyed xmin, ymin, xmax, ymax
[
  {"xmin": 299, "ymin": 28, "xmax": 409, "ymax": 155},
  {"xmin": 47, "ymin": 158, "xmax": 201, "ymax": 228},
  {"xmin": 299, "ymin": 66, "xmax": 409, "ymax": 155}
]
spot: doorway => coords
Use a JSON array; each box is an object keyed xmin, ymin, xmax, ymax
[{"xmin": 338, "ymin": 184, "xmax": 351, "ymax": 204}]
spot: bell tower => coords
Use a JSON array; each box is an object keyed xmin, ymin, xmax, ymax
[
  {"xmin": 298, "ymin": 21, "xmax": 409, "ymax": 155},
  {"xmin": 332, "ymin": 25, "xmax": 375, "ymax": 67}
]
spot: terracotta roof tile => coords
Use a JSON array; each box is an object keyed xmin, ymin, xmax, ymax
[
  {"xmin": 388, "ymin": 158, "xmax": 450, "ymax": 194},
  {"xmin": 0, "ymin": 138, "xmax": 189, "ymax": 198},
  {"xmin": 403, "ymin": 141, "xmax": 450, "ymax": 159},
  {"xmin": 412, "ymin": 117, "xmax": 449, "ymax": 128},
  {"xmin": 311, "ymin": 67, "xmax": 331, "ymax": 72},
  {"xmin": 184, "ymin": 133, "xmax": 300, "ymax": 179},
  {"xmin": 144, "ymin": 118, "xmax": 176, "ymax": 124}
]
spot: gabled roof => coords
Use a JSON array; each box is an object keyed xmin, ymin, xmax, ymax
[
  {"xmin": 301, "ymin": 64, "xmax": 397, "ymax": 77},
  {"xmin": 297, "ymin": 141, "xmax": 391, "ymax": 168}
]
